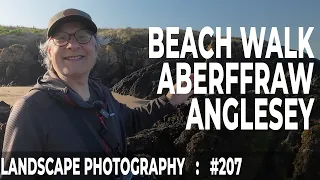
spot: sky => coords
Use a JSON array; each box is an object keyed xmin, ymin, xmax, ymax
[{"xmin": 0, "ymin": 0, "xmax": 319, "ymax": 58}]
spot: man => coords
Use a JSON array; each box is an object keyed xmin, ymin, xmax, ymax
[{"xmin": 1, "ymin": 8, "xmax": 194, "ymax": 180}]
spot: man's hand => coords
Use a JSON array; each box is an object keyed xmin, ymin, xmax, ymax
[{"xmin": 166, "ymin": 74, "xmax": 195, "ymax": 106}]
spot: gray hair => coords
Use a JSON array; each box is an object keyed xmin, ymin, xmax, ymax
[{"xmin": 38, "ymin": 35, "xmax": 103, "ymax": 71}]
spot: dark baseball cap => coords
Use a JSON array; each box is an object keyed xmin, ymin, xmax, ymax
[{"xmin": 47, "ymin": 8, "xmax": 97, "ymax": 38}]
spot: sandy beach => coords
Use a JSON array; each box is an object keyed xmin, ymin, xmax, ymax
[{"xmin": 0, "ymin": 86, "xmax": 149, "ymax": 108}]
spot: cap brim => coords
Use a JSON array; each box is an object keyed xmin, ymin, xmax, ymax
[{"xmin": 47, "ymin": 15, "xmax": 97, "ymax": 37}]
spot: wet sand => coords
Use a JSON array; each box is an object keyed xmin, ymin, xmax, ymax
[{"xmin": 0, "ymin": 86, "xmax": 149, "ymax": 108}]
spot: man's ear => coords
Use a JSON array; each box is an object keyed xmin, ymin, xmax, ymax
[{"xmin": 47, "ymin": 46, "xmax": 52, "ymax": 59}]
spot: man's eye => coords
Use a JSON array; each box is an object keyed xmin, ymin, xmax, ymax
[
  {"xmin": 78, "ymin": 35, "xmax": 87, "ymax": 39},
  {"xmin": 56, "ymin": 36, "xmax": 67, "ymax": 40},
  {"xmin": 57, "ymin": 37, "xmax": 67, "ymax": 41},
  {"xmin": 54, "ymin": 33, "xmax": 68, "ymax": 40}
]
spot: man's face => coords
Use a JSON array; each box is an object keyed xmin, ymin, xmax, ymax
[{"xmin": 48, "ymin": 22, "xmax": 97, "ymax": 78}]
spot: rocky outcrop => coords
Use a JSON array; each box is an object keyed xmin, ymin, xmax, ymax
[
  {"xmin": 0, "ymin": 44, "xmax": 45, "ymax": 86},
  {"xmin": 125, "ymin": 90, "xmax": 320, "ymax": 180},
  {"xmin": 111, "ymin": 59, "xmax": 179, "ymax": 99},
  {"xmin": 0, "ymin": 28, "xmax": 211, "ymax": 87},
  {"xmin": 114, "ymin": 38, "xmax": 320, "ymax": 179},
  {"xmin": 111, "ymin": 53, "xmax": 200, "ymax": 99},
  {"xmin": 90, "ymin": 44, "xmax": 161, "ymax": 88},
  {"xmin": 1, "ymin": 28, "xmax": 319, "ymax": 179},
  {"xmin": 0, "ymin": 41, "xmax": 156, "ymax": 86},
  {"xmin": 292, "ymin": 120, "xmax": 320, "ymax": 180}
]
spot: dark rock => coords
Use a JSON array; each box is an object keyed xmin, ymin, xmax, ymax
[
  {"xmin": 127, "ymin": 125, "xmax": 185, "ymax": 158},
  {"xmin": 0, "ymin": 44, "xmax": 45, "ymax": 86},
  {"xmin": 0, "ymin": 101, "xmax": 10, "ymax": 153},
  {"xmin": 112, "ymin": 57, "xmax": 195, "ymax": 100},
  {"xmin": 292, "ymin": 120, "xmax": 320, "ymax": 180},
  {"xmin": 118, "ymin": 38, "xmax": 320, "ymax": 180}
]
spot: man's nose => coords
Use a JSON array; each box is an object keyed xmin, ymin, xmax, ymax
[{"xmin": 66, "ymin": 35, "xmax": 80, "ymax": 49}]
